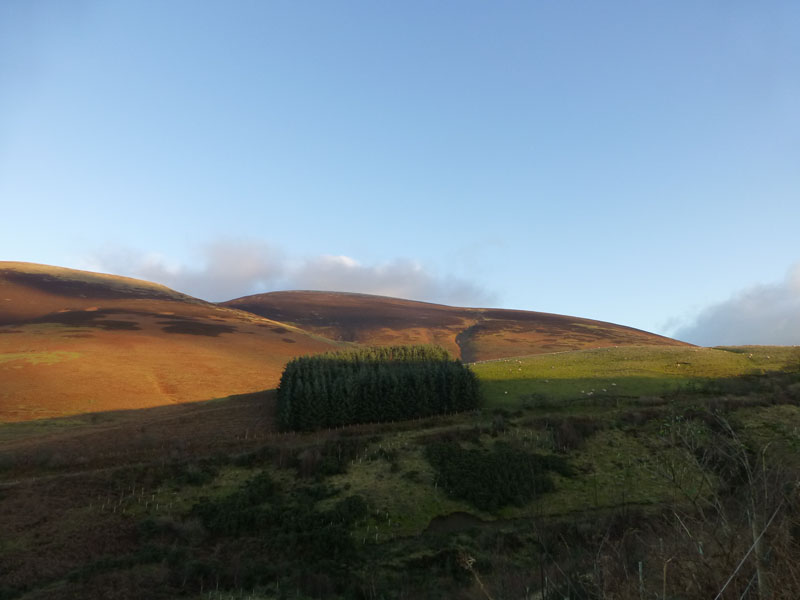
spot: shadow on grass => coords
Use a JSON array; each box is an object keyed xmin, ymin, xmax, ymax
[
  {"xmin": 481, "ymin": 370, "xmax": 800, "ymax": 411},
  {"xmin": 5, "ymin": 309, "xmax": 239, "ymax": 337},
  {"xmin": 0, "ymin": 390, "xmax": 278, "ymax": 474}
]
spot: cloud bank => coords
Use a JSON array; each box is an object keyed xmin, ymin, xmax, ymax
[
  {"xmin": 673, "ymin": 264, "xmax": 800, "ymax": 346},
  {"xmin": 84, "ymin": 241, "xmax": 497, "ymax": 307},
  {"xmin": 289, "ymin": 255, "xmax": 494, "ymax": 307}
]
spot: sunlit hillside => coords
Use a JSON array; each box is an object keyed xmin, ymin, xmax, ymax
[{"xmin": 0, "ymin": 262, "xmax": 342, "ymax": 421}]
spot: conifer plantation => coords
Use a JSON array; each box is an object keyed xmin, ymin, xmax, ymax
[{"xmin": 276, "ymin": 345, "xmax": 481, "ymax": 431}]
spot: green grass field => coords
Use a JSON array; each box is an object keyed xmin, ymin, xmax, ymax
[
  {"xmin": 97, "ymin": 346, "xmax": 800, "ymax": 543},
  {"xmin": 473, "ymin": 345, "xmax": 800, "ymax": 409}
]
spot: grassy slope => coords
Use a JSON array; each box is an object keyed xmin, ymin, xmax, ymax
[
  {"xmin": 223, "ymin": 290, "xmax": 690, "ymax": 362},
  {"xmin": 473, "ymin": 344, "xmax": 800, "ymax": 409},
  {"xmin": 3, "ymin": 345, "xmax": 800, "ymax": 598},
  {"xmin": 0, "ymin": 262, "xmax": 344, "ymax": 422},
  {"xmin": 1, "ymin": 262, "xmax": 691, "ymax": 423}
]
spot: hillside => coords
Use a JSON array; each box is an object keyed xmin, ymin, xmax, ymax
[
  {"xmin": 223, "ymin": 290, "xmax": 690, "ymax": 361},
  {"xmin": 2, "ymin": 345, "xmax": 800, "ymax": 599},
  {"xmin": 0, "ymin": 262, "xmax": 342, "ymax": 422},
  {"xmin": 1, "ymin": 263, "xmax": 690, "ymax": 423}
]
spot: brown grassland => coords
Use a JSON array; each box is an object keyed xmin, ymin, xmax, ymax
[
  {"xmin": 2, "ymin": 263, "xmax": 688, "ymax": 423},
  {"xmin": 223, "ymin": 290, "xmax": 688, "ymax": 363},
  {"xmin": 0, "ymin": 263, "xmax": 342, "ymax": 422}
]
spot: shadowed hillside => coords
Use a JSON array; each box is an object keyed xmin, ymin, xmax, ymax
[
  {"xmin": 223, "ymin": 290, "xmax": 691, "ymax": 362},
  {"xmin": 0, "ymin": 263, "xmax": 342, "ymax": 422}
]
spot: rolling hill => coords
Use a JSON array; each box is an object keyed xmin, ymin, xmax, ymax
[
  {"xmin": 3, "ymin": 267, "xmax": 797, "ymax": 599},
  {"xmin": 1, "ymin": 262, "xmax": 690, "ymax": 422},
  {"xmin": 0, "ymin": 262, "xmax": 341, "ymax": 422},
  {"xmin": 223, "ymin": 290, "xmax": 690, "ymax": 362}
]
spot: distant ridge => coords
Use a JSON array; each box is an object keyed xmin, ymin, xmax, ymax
[{"xmin": 223, "ymin": 290, "xmax": 690, "ymax": 362}]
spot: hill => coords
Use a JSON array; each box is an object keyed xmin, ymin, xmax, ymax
[
  {"xmin": 0, "ymin": 262, "xmax": 342, "ymax": 422},
  {"xmin": 223, "ymin": 290, "xmax": 690, "ymax": 361},
  {"xmin": 2, "ymin": 345, "xmax": 800, "ymax": 599},
  {"xmin": 1, "ymin": 263, "xmax": 690, "ymax": 423}
]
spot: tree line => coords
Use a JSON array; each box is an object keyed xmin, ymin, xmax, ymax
[{"xmin": 276, "ymin": 345, "xmax": 482, "ymax": 431}]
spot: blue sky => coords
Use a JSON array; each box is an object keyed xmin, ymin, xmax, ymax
[{"xmin": 2, "ymin": 1, "xmax": 799, "ymax": 344}]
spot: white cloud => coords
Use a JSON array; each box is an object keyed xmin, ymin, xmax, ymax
[
  {"xmin": 85, "ymin": 241, "xmax": 497, "ymax": 306},
  {"xmin": 290, "ymin": 255, "xmax": 497, "ymax": 307},
  {"xmin": 84, "ymin": 240, "xmax": 284, "ymax": 302},
  {"xmin": 672, "ymin": 264, "xmax": 800, "ymax": 346}
]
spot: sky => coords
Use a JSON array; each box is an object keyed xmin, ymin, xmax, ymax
[{"xmin": 1, "ymin": 1, "xmax": 799, "ymax": 345}]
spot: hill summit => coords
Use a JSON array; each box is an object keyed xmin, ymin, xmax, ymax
[{"xmin": 223, "ymin": 290, "xmax": 689, "ymax": 362}]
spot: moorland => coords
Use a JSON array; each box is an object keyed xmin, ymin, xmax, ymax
[{"xmin": 2, "ymin": 262, "xmax": 800, "ymax": 599}]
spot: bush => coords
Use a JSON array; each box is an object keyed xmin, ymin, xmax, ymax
[
  {"xmin": 525, "ymin": 416, "xmax": 604, "ymax": 452},
  {"xmin": 425, "ymin": 442, "xmax": 571, "ymax": 511}
]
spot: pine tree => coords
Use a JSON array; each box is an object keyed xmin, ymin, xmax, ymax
[{"xmin": 275, "ymin": 345, "xmax": 482, "ymax": 431}]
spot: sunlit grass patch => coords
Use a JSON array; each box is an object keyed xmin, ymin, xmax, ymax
[
  {"xmin": 322, "ymin": 431, "xmax": 477, "ymax": 539},
  {"xmin": 0, "ymin": 350, "xmax": 81, "ymax": 365},
  {"xmin": 473, "ymin": 345, "xmax": 797, "ymax": 410}
]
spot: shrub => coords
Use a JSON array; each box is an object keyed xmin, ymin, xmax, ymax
[
  {"xmin": 425, "ymin": 442, "xmax": 571, "ymax": 511},
  {"xmin": 525, "ymin": 416, "xmax": 604, "ymax": 452}
]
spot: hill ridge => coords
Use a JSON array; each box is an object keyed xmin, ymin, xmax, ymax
[
  {"xmin": 223, "ymin": 290, "xmax": 690, "ymax": 362},
  {"xmin": 0, "ymin": 262, "xmax": 689, "ymax": 422}
]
